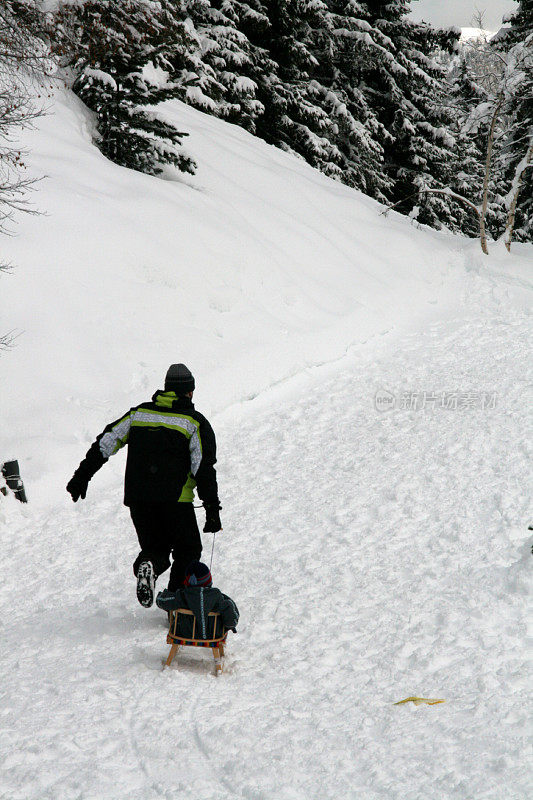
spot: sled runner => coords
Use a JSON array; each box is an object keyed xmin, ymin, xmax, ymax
[{"xmin": 165, "ymin": 608, "xmax": 227, "ymax": 675}]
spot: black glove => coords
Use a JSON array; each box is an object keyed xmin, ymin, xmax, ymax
[
  {"xmin": 203, "ymin": 502, "xmax": 222, "ymax": 533},
  {"xmin": 66, "ymin": 472, "xmax": 89, "ymax": 502}
]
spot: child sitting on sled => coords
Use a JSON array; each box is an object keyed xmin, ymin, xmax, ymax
[{"xmin": 156, "ymin": 561, "xmax": 239, "ymax": 638}]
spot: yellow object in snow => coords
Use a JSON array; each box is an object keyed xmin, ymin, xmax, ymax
[{"xmin": 394, "ymin": 697, "xmax": 446, "ymax": 706}]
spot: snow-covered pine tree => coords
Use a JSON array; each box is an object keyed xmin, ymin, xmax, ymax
[
  {"xmin": 357, "ymin": 1, "xmax": 464, "ymax": 231},
  {"xmin": 248, "ymin": 0, "xmax": 355, "ymax": 179},
  {"xmin": 322, "ymin": 0, "xmax": 393, "ymax": 199},
  {"xmin": 492, "ymin": 1, "xmax": 533, "ymax": 244},
  {"xmin": 53, "ymin": 1, "xmax": 196, "ymax": 176},
  {"xmin": 181, "ymin": 0, "xmax": 269, "ymax": 132},
  {"xmin": 144, "ymin": 0, "xmax": 221, "ymax": 118}
]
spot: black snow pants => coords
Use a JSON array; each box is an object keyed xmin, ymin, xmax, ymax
[{"xmin": 130, "ymin": 501, "xmax": 202, "ymax": 591}]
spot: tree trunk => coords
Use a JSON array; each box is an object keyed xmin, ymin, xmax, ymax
[
  {"xmin": 479, "ymin": 93, "xmax": 504, "ymax": 256},
  {"xmin": 504, "ymin": 138, "xmax": 533, "ymax": 252}
]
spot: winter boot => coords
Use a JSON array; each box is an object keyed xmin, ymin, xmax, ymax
[{"xmin": 136, "ymin": 561, "xmax": 156, "ymax": 608}]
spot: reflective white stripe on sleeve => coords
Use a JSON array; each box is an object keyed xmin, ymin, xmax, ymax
[
  {"xmin": 99, "ymin": 415, "xmax": 131, "ymax": 459},
  {"xmin": 189, "ymin": 428, "xmax": 201, "ymax": 476}
]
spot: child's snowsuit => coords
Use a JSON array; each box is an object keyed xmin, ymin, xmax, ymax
[{"xmin": 156, "ymin": 586, "xmax": 239, "ymax": 639}]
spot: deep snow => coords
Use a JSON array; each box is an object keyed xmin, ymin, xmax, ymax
[{"xmin": 0, "ymin": 87, "xmax": 531, "ymax": 800}]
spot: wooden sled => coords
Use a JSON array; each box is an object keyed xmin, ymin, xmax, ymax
[{"xmin": 165, "ymin": 608, "xmax": 228, "ymax": 675}]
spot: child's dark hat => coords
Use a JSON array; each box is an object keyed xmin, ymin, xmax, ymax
[{"xmin": 184, "ymin": 561, "xmax": 212, "ymax": 587}]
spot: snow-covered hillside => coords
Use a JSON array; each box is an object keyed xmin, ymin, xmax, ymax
[
  {"xmin": 4, "ymin": 86, "xmax": 530, "ymax": 504},
  {"xmin": 0, "ymin": 88, "xmax": 531, "ymax": 800}
]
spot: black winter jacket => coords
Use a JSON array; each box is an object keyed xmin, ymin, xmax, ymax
[
  {"xmin": 72, "ymin": 391, "xmax": 219, "ymax": 506},
  {"xmin": 156, "ymin": 586, "xmax": 239, "ymax": 639}
]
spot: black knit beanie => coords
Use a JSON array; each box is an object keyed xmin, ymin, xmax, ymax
[{"xmin": 164, "ymin": 363, "xmax": 195, "ymax": 394}]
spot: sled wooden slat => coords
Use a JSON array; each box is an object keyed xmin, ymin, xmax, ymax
[{"xmin": 165, "ymin": 608, "xmax": 227, "ymax": 675}]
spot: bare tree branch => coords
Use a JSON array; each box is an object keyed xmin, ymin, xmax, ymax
[
  {"xmin": 0, "ymin": 2, "xmax": 51, "ymax": 81},
  {"xmin": 381, "ymin": 187, "xmax": 480, "ymax": 220},
  {"xmin": 0, "ymin": 329, "xmax": 21, "ymax": 351},
  {"xmin": 0, "ymin": 1, "xmax": 49, "ymax": 354}
]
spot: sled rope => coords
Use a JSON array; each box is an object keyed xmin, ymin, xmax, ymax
[{"xmin": 209, "ymin": 533, "xmax": 216, "ymax": 570}]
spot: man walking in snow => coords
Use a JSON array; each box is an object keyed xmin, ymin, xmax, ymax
[{"xmin": 66, "ymin": 364, "xmax": 222, "ymax": 607}]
